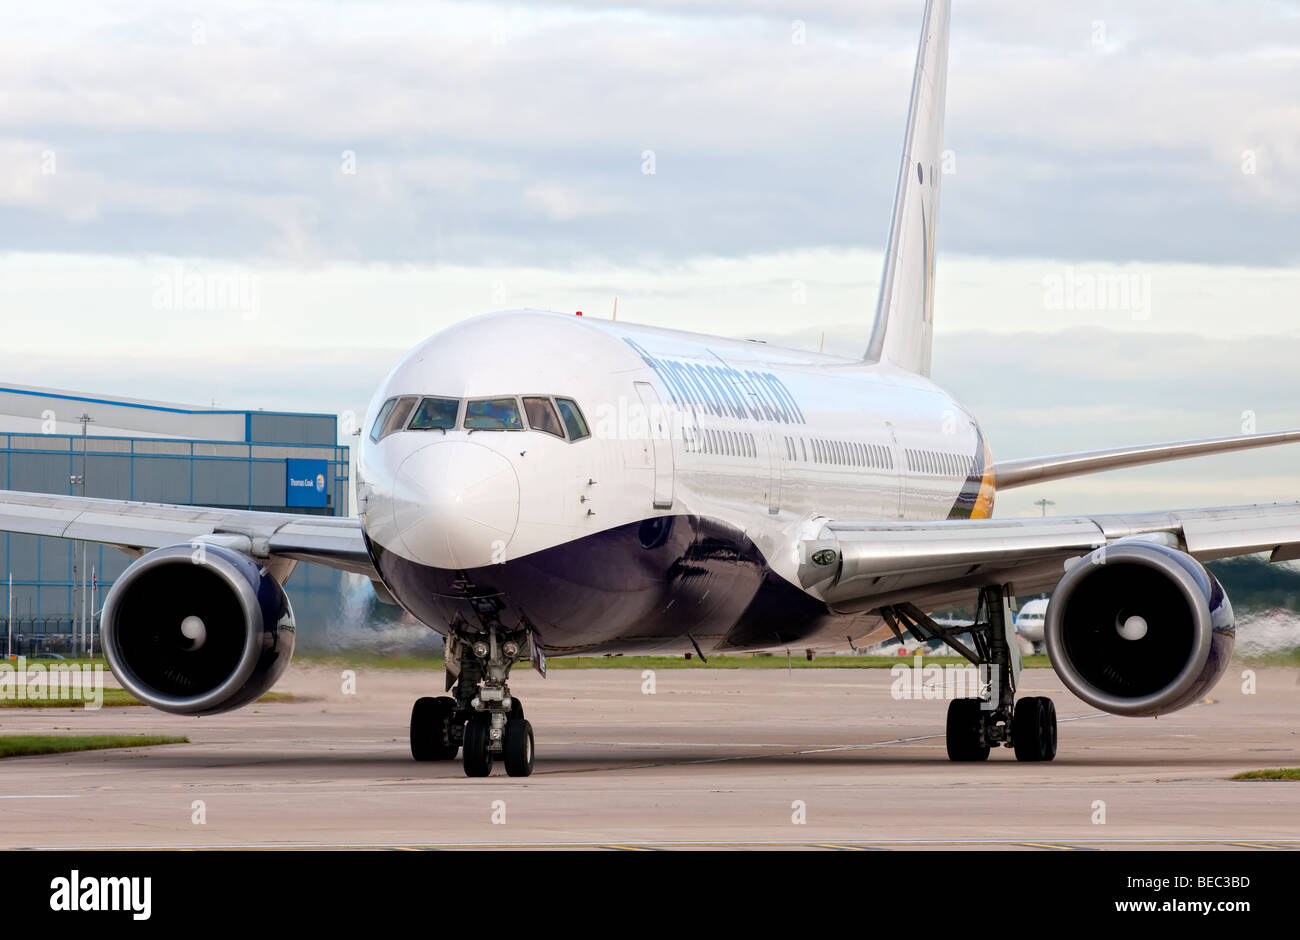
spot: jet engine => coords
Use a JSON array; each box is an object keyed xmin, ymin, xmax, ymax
[
  {"xmin": 101, "ymin": 543, "xmax": 295, "ymax": 715},
  {"xmin": 1044, "ymin": 541, "xmax": 1233, "ymax": 717}
]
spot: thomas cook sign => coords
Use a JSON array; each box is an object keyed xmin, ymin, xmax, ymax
[{"xmin": 285, "ymin": 458, "xmax": 329, "ymax": 508}]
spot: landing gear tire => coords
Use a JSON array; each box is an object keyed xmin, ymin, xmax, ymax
[
  {"xmin": 410, "ymin": 696, "xmax": 459, "ymax": 761},
  {"xmin": 504, "ymin": 718, "xmax": 535, "ymax": 777},
  {"xmin": 462, "ymin": 712, "xmax": 495, "ymax": 777},
  {"xmin": 946, "ymin": 698, "xmax": 990, "ymax": 762},
  {"xmin": 1013, "ymin": 696, "xmax": 1058, "ymax": 762}
]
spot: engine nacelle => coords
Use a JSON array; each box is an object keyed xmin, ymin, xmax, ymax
[
  {"xmin": 1044, "ymin": 541, "xmax": 1233, "ymax": 717},
  {"xmin": 101, "ymin": 543, "xmax": 295, "ymax": 715}
]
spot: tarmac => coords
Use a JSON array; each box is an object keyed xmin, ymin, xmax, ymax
[{"xmin": 1, "ymin": 662, "xmax": 1298, "ymax": 850}]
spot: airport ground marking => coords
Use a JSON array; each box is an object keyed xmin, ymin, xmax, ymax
[{"xmin": 23, "ymin": 838, "xmax": 1300, "ymax": 851}]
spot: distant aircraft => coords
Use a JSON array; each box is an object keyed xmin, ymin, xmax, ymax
[
  {"xmin": 1014, "ymin": 598, "xmax": 1049, "ymax": 654},
  {"xmin": 2, "ymin": 0, "xmax": 1296, "ymax": 775}
]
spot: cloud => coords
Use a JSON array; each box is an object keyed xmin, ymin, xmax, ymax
[
  {"xmin": 2, "ymin": 2, "xmax": 1298, "ymax": 523},
  {"xmin": 0, "ymin": 1, "xmax": 1297, "ymax": 265}
]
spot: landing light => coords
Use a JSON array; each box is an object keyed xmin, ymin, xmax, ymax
[{"xmin": 811, "ymin": 549, "xmax": 838, "ymax": 567}]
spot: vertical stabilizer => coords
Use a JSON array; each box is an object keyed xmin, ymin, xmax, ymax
[{"xmin": 863, "ymin": 0, "xmax": 952, "ymax": 376}]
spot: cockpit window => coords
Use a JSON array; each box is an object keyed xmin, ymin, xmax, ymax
[
  {"xmin": 555, "ymin": 398, "xmax": 590, "ymax": 441},
  {"xmin": 408, "ymin": 397, "xmax": 460, "ymax": 431},
  {"xmin": 369, "ymin": 399, "xmax": 396, "ymax": 443},
  {"xmin": 465, "ymin": 397, "xmax": 524, "ymax": 430},
  {"xmin": 369, "ymin": 395, "xmax": 418, "ymax": 442},
  {"xmin": 523, "ymin": 397, "xmax": 565, "ymax": 438}
]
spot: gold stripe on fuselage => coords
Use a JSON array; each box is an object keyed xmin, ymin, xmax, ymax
[{"xmin": 971, "ymin": 437, "xmax": 996, "ymax": 519}]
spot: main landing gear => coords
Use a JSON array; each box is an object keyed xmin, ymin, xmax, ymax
[
  {"xmin": 882, "ymin": 584, "xmax": 1058, "ymax": 763},
  {"xmin": 409, "ymin": 620, "xmax": 538, "ymax": 778}
]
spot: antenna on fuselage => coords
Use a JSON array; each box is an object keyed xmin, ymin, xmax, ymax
[{"xmin": 612, "ymin": 297, "xmax": 618, "ymax": 320}]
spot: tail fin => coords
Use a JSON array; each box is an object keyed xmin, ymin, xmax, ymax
[{"xmin": 863, "ymin": 0, "xmax": 952, "ymax": 376}]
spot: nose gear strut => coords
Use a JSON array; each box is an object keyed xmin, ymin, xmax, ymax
[{"xmin": 409, "ymin": 592, "xmax": 544, "ymax": 777}]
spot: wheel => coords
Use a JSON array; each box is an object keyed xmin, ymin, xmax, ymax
[
  {"xmin": 508, "ymin": 698, "xmax": 524, "ymax": 720},
  {"xmin": 946, "ymin": 698, "xmax": 990, "ymax": 762},
  {"xmin": 410, "ymin": 696, "xmax": 459, "ymax": 761},
  {"xmin": 462, "ymin": 712, "xmax": 494, "ymax": 777},
  {"xmin": 1013, "ymin": 696, "xmax": 1058, "ymax": 762},
  {"xmin": 503, "ymin": 718, "xmax": 534, "ymax": 778}
]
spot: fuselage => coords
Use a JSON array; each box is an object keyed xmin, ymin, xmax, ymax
[{"xmin": 357, "ymin": 310, "xmax": 995, "ymax": 655}]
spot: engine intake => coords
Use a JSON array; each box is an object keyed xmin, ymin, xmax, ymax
[
  {"xmin": 102, "ymin": 543, "xmax": 295, "ymax": 715},
  {"xmin": 1044, "ymin": 541, "xmax": 1233, "ymax": 717}
]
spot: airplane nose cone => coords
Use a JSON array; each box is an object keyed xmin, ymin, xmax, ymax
[{"xmin": 391, "ymin": 441, "xmax": 519, "ymax": 569}]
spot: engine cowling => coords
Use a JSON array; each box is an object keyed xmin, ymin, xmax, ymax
[
  {"xmin": 1044, "ymin": 541, "xmax": 1233, "ymax": 717},
  {"xmin": 101, "ymin": 543, "xmax": 295, "ymax": 715}
]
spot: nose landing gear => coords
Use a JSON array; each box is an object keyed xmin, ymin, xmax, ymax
[{"xmin": 409, "ymin": 620, "xmax": 540, "ymax": 777}]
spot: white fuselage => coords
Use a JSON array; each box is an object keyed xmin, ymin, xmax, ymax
[{"xmin": 355, "ymin": 311, "xmax": 994, "ymax": 654}]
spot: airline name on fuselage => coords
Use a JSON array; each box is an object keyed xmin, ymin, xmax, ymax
[{"xmin": 624, "ymin": 338, "xmax": 807, "ymax": 426}]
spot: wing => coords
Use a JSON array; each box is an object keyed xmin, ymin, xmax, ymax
[
  {"xmin": 797, "ymin": 502, "xmax": 1300, "ymax": 612},
  {"xmin": 0, "ymin": 489, "xmax": 375, "ymax": 578},
  {"xmin": 992, "ymin": 428, "xmax": 1300, "ymax": 489}
]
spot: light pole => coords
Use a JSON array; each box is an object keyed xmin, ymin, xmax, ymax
[
  {"xmin": 90, "ymin": 567, "xmax": 97, "ymax": 659},
  {"xmin": 75, "ymin": 413, "xmax": 94, "ymax": 655},
  {"xmin": 1034, "ymin": 497, "xmax": 1055, "ymax": 517}
]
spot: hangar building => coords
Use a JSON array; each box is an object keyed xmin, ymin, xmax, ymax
[{"xmin": 0, "ymin": 383, "xmax": 351, "ymax": 653}]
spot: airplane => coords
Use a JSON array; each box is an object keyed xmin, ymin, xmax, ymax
[
  {"xmin": 4, "ymin": 0, "xmax": 1300, "ymax": 777},
  {"xmin": 1014, "ymin": 598, "xmax": 1049, "ymax": 654}
]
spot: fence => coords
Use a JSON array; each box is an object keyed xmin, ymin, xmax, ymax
[{"xmin": 0, "ymin": 623, "xmax": 97, "ymax": 658}]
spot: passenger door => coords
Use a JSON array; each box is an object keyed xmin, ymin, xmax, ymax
[{"xmin": 634, "ymin": 382, "xmax": 675, "ymax": 510}]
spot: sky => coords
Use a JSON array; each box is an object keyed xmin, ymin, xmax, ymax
[{"xmin": 2, "ymin": 0, "xmax": 1299, "ymax": 518}]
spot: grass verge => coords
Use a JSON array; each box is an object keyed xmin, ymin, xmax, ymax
[
  {"xmin": 0, "ymin": 690, "xmax": 295, "ymax": 708},
  {"xmin": 0, "ymin": 734, "xmax": 188, "ymax": 758},
  {"xmin": 1231, "ymin": 768, "xmax": 1300, "ymax": 781}
]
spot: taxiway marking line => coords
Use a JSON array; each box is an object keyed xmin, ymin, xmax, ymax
[{"xmin": 25, "ymin": 839, "xmax": 1300, "ymax": 851}]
